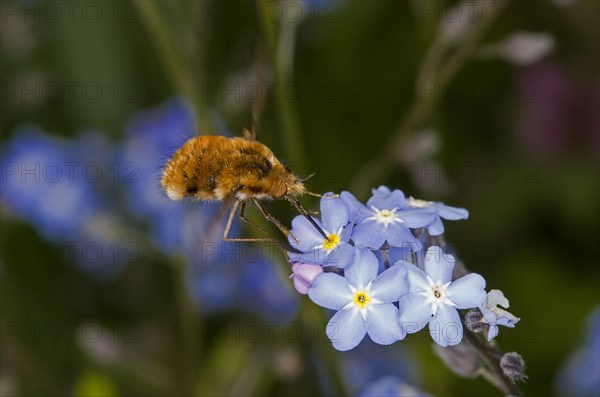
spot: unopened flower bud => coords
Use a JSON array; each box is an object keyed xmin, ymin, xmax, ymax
[
  {"xmin": 289, "ymin": 261, "xmax": 323, "ymax": 295},
  {"xmin": 465, "ymin": 309, "xmax": 488, "ymax": 333},
  {"xmin": 500, "ymin": 352, "xmax": 528, "ymax": 383}
]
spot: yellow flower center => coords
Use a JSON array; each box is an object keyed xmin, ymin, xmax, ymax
[
  {"xmin": 353, "ymin": 291, "xmax": 371, "ymax": 308},
  {"xmin": 323, "ymin": 233, "xmax": 340, "ymax": 250}
]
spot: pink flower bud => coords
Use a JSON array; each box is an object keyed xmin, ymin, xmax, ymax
[{"xmin": 289, "ymin": 261, "xmax": 323, "ymax": 295}]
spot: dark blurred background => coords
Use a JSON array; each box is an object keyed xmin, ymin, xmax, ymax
[{"xmin": 1, "ymin": 0, "xmax": 598, "ymax": 396}]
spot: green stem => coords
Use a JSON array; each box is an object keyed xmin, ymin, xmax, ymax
[
  {"xmin": 258, "ymin": 0, "xmax": 307, "ymax": 169},
  {"xmin": 135, "ymin": 1, "xmax": 213, "ymax": 133}
]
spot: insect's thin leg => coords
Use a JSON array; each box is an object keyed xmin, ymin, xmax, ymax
[
  {"xmin": 238, "ymin": 200, "xmax": 270, "ymax": 237},
  {"xmin": 252, "ymin": 199, "xmax": 299, "ymax": 243},
  {"xmin": 223, "ymin": 200, "xmax": 289, "ymax": 259},
  {"xmin": 223, "ymin": 199, "xmax": 241, "ymax": 241},
  {"xmin": 223, "ymin": 200, "xmax": 268, "ymax": 240},
  {"xmin": 287, "ymin": 197, "xmax": 329, "ymax": 240}
]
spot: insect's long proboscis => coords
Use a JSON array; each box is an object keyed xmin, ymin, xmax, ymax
[{"xmin": 287, "ymin": 197, "xmax": 329, "ymax": 240}]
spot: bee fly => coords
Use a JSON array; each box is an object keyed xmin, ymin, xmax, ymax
[{"xmin": 161, "ymin": 128, "xmax": 330, "ymax": 250}]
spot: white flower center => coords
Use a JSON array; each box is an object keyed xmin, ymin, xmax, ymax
[
  {"xmin": 368, "ymin": 206, "xmax": 404, "ymax": 229},
  {"xmin": 419, "ymin": 275, "xmax": 456, "ymax": 316},
  {"xmin": 406, "ymin": 196, "xmax": 434, "ymax": 208}
]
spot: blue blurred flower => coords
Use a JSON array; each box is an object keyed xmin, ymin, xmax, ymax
[
  {"xmin": 117, "ymin": 97, "xmax": 196, "ymax": 254},
  {"xmin": 352, "ymin": 186, "xmax": 435, "ymax": 250},
  {"xmin": 1, "ymin": 125, "xmax": 105, "ymax": 239},
  {"xmin": 187, "ymin": 251, "xmax": 299, "ymax": 322},
  {"xmin": 299, "ymin": 0, "xmax": 345, "ymax": 16},
  {"xmin": 404, "ymin": 196, "xmax": 468, "ymax": 236},
  {"xmin": 555, "ymin": 306, "xmax": 600, "ymax": 396},
  {"xmin": 182, "ymin": 202, "xmax": 240, "ymax": 313},
  {"xmin": 479, "ymin": 289, "xmax": 520, "ymax": 341},
  {"xmin": 397, "ymin": 247, "xmax": 486, "ymax": 347},
  {"xmin": 359, "ymin": 376, "xmax": 432, "ymax": 397},
  {"xmin": 182, "ymin": 201, "xmax": 298, "ymax": 321},
  {"xmin": 238, "ymin": 257, "xmax": 299, "ymax": 322},
  {"xmin": 342, "ymin": 342, "xmax": 419, "ymax": 396},
  {"xmin": 0, "ymin": 125, "xmax": 134, "ymax": 277},
  {"xmin": 309, "ymin": 249, "xmax": 407, "ymax": 351}
]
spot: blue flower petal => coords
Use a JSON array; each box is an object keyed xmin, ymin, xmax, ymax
[
  {"xmin": 482, "ymin": 308, "xmax": 497, "ymax": 323},
  {"xmin": 352, "ymin": 221, "xmax": 386, "ymax": 249},
  {"xmin": 309, "ymin": 273, "xmax": 352, "ymax": 310},
  {"xmin": 340, "ymin": 220, "xmax": 355, "ymax": 242},
  {"xmin": 388, "ymin": 247, "xmax": 419, "ymax": 266},
  {"xmin": 394, "ymin": 261, "xmax": 429, "ymax": 293},
  {"xmin": 340, "ymin": 191, "xmax": 364, "ymax": 221},
  {"xmin": 288, "ymin": 249, "xmax": 324, "ymax": 264},
  {"xmin": 398, "ymin": 208, "xmax": 436, "ymax": 228},
  {"xmin": 289, "ymin": 243, "xmax": 356, "ymax": 268},
  {"xmin": 371, "ymin": 185, "xmax": 392, "ymax": 196},
  {"xmin": 487, "ymin": 324, "xmax": 499, "ymax": 341},
  {"xmin": 366, "ymin": 303, "xmax": 405, "ymax": 345},
  {"xmin": 398, "ymin": 293, "xmax": 431, "ymax": 334},
  {"xmin": 426, "ymin": 216, "xmax": 445, "ymax": 236},
  {"xmin": 327, "ymin": 308, "xmax": 367, "ymax": 351},
  {"xmin": 321, "ymin": 196, "xmax": 350, "ymax": 233},
  {"xmin": 367, "ymin": 189, "xmax": 406, "ymax": 211},
  {"xmin": 345, "ymin": 249, "xmax": 379, "ymax": 288},
  {"xmin": 424, "ymin": 246, "xmax": 455, "ymax": 284},
  {"xmin": 371, "ymin": 263, "xmax": 409, "ymax": 303},
  {"xmin": 496, "ymin": 317, "xmax": 516, "ymax": 328},
  {"xmin": 289, "ymin": 215, "xmax": 325, "ymax": 251},
  {"xmin": 437, "ymin": 203, "xmax": 469, "ymax": 220},
  {"xmin": 323, "ymin": 244, "xmax": 357, "ymax": 269},
  {"xmin": 447, "ymin": 273, "xmax": 487, "ymax": 309},
  {"xmin": 429, "ymin": 305, "xmax": 462, "ymax": 347},
  {"xmin": 385, "ymin": 223, "xmax": 421, "ymax": 250}
]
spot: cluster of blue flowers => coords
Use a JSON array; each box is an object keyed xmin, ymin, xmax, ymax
[{"xmin": 288, "ymin": 187, "xmax": 520, "ymax": 351}]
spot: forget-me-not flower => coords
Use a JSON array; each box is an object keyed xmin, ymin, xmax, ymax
[
  {"xmin": 288, "ymin": 195, "xmax": 355, "ymax": 267},
  {"xmin": 309, "ymin": 248, "xmax": 407, "ymax": 351},
  {"xmin": 479, "ymin": 289, "xmax": 520, "ymax": 341},
  {"xmin": 397, "ymin": 246, "xmax": 486, "ymax": 347},
  {"xmin": 351, "ymin": 186, "xmax": 435, "ymax": 251}
]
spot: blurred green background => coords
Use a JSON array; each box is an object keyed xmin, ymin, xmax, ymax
[{"xmin": 1, "ymin": 0, "xmax": 599, "ymax": 396}]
